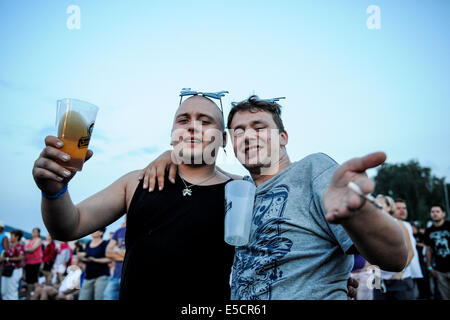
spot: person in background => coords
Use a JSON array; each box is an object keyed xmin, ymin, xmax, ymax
[
  {"xmin": 78, "ymin": 228, "xmax": 111, "ymax": 300},
  {"xmin": 425, "ymin": 205, "xmax": 450, "ymax": 300},
  {"xmin": 31, "ymin": 256, "xmax": 82, "ymax": 300},
  {"xmin": 412, "ymin": 222, "xmax": 432, "ymax": 299},
  {"xmin": 24, "ymin": 227, "xmax": 43, "ymax": 299},
  {"xmin": 42, "ymin": 235, "xmax": 57, "ymax": 285},
  {"xmin": 373, "ymin": 195, "xmax": 415, "ymax": 300},
  {"xmin": 0, "ymin": 230, "xmax": 25, "ymax": 300},
  {"xmin": 104, "ymin": 219, "xmax": 126, "ymax": 300},
  {"xmin": 393, "ymin": 199, "xmax": 424, "ymax": 298},
  {"xmin": 0, "ymin": 221, "xmax": 9, "ymax": 257},
  {"xmin": 52, "ymin": 241, "xmax": 72, "ymax": 284},
  {"xmin": 0, "ymin": 220, "xmax": 10, "ymax": 299},
  {"xmin": 350, "ymin": 254, "xmax": 372, "ymax": 300}
]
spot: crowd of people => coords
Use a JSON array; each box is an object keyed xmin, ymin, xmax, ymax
[
  {"xmin": 350, "ymin": 202, "xmax": 449, "ymax": 300},
  {"xmin": 0, "ymin": 220, "xmax": 126, "ymax": 300}
]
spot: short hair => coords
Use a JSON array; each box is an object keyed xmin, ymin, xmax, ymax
[
  {"xmin": 227, "ymin": 95, "xmax": 285, "ymax": 132},
  {"xmin": 394, "ymin": 198, "xmax": 406, "ymax": 204},
  {"xmin": 431, "ymin": 204, "xmax": 446, "ymax": 213},
  {"xmin": 98, "ymin": 227, "xmax": 106, "ymax": 234},
  {"xmin": 11, "ymin": 230, "xmax": 23, "ymax": 241}
]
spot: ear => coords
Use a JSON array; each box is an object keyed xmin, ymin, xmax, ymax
[{"xmin": 280, "ymin": 130, "xmax": 288, "ymax": 147}]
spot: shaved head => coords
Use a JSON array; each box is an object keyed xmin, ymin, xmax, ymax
[{"xmin": 176, "ymin": 95, "xmax": 225, "ymax": 131}]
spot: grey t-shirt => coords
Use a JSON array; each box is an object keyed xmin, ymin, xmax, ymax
[{"xmin": 230, "ymin": 153, "xmax": 354, "ymax": 300}]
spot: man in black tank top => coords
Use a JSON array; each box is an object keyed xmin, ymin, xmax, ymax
[{"xmin": 33, "ymin": 90, "xmax": 236, "ymax": 302}]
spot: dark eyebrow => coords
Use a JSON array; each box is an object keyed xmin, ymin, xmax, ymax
[
  {"xmin": 176, "ymin": 113, "xmax": 190, "ymax": 119},
  {"xmin": 231, "ymin": 120, "xmax": 268, "ymax": 131},
  {"xmin": 198, "ymin": 113, "xmax": 215, "ymax": 121}
]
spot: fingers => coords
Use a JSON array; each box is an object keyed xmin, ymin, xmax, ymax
[
  {"xmin": 335, "ymin": 152, "xmax": 386, "ymax": 180},
  {"xmin": 348, "ymin": 277, "xmax": 359, "ymax": 289},
  {"xmin": 84, "ymin": 149, "xmax": 93, "ymax": 162},
  {"xmin": 44, "ymin": 135, "xmax": 64, "ymax": 148},
  {"xmin": 147, "ymin": 167, "xmax": 157, "ymax": 192},
  {"xmin": 347, "ymin": 285, "xmax": 357, "ymax": 299},
  {"xmin": 168, "ymin": 164, "xmax": 177, "ymax": 184},
  {"xmin": 156, "ymin": 163, "xmax": 166, "ymax": 191},
  {"xmin": 33, "ymin": 158, "xmax": 72, "ymax": 182}
]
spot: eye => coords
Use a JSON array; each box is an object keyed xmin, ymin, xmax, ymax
[
  {"xmin": 201, "ymin": 120, "xmax": 211, "ymax": 125},
  {"xmin": 233, "ymin": 129, "xmax": 244, "ymax": 137},
  {"xmin": 177, "ymin": 118, "xmax": 188, "ymax": 124}
]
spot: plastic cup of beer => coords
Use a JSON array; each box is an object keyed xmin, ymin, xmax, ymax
[
  {"xmin": 224, "ymin": 180, "xmax": 256, "ymax": 246},
  {"xmin": 55, "ymin": 98, "xmax": 99, "ymax": 171}
]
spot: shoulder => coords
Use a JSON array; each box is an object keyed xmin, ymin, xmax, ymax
[{"xmin": 294, "ymin": 153, "xmax": 338, "ymax": 181}]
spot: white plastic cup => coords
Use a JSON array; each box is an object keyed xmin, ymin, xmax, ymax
[{"xmin": 224, "ymin": 180, "xmax": 256, "ymax": 246}]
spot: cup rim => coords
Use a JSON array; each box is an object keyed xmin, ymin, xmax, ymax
[{"xmin": 57, "ymin": 98, "xmax": 99, "ymax": 111}]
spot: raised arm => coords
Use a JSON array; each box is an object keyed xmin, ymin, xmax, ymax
[
  {"xmin": 323, "ymin": 152, "xmax": 408, "ymax": 272},
  {"xmin": 33, "ymin": 136, "xmax": 132, "ymax": 241}
]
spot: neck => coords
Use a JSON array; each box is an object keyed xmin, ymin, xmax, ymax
[
  {"xmin": 178, "ymin": 163, "xmax": 217, "ymax": 181},
  {"xmin": 250, "ymin": 151, "xmax": 292, "ymax": 186},
  {"xmin": 434, "ymin": 219, "xmax": 445, "ymax": 227}
]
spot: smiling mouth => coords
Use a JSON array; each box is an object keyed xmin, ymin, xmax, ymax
[
  {"xmin": 244, "ymin": 145, "xmax": 261, "ymax": 153},
  {"xmin": 183, "ymin": 138, "xmax": 202, "ymax": 143}
]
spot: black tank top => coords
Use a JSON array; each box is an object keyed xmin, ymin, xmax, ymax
[{"xmin": 119, "ymin": 173, "xmax": 235, "ymax": 301}]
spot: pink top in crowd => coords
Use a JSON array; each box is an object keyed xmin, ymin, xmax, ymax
[{"xmin": 25, "ymin": 239, "xmax": 43, "ymax": 265}]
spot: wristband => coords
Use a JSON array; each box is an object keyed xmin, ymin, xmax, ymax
[
  {"xmin": 42, "ymin": 185, "xmax": 68, "ymax": 199},
  {"xmin": 428, "ymin": 266, "xmax": 433, "ymax": 271}
]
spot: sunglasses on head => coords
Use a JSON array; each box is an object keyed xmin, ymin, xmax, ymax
[{"xmin": 179, "ymin": 88, "xmax": 229, "ymax": 114}]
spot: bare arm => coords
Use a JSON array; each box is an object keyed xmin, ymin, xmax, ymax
[
  {"xmin": 25, "ymin": 239, "xmax": 42, "ymax": 253},
  {"xmin": 323, "ymin": 152, "xmax": 408, "ymax": 272},
  {"xmin": 33, "ymin": 136, "xmax": 137, "ymax": 241},
  {"xmin": 399, "ymin": 221, "xmax": 415, "ymax": 267},
  {"xmin": 2, "ymin": 237, "xmax": 9, "ymax": 252},
  {"xmin": 106, "ymin": 239, "xmax": 125, "ymax": 262}
]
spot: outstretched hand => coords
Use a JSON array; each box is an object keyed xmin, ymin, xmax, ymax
[{"xmin": 323, "ymin": 152, "xmax": 386, "ymax": 224}]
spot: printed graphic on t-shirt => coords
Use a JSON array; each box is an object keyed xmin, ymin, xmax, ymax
[
  {"xmin": 430, "ymin": 230, "xmax": 450, "ymax": 258},
  {"xmin": 231, "ymin": 184, "xmax": 293, "ymax": 300}
]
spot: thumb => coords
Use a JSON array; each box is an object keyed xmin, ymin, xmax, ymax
[{"xmin": 85, "ymin": 149, "xmax": 94, "ymax": 162}]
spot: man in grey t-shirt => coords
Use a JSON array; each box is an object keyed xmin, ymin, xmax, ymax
[{"xmin": 226, "ymin": 95, "xmax": 409, "ymax": 300}]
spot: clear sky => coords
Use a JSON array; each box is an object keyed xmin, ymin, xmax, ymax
[{"xmin": 1, "ymin": 0, "xmax": 449, "ymax": 238}]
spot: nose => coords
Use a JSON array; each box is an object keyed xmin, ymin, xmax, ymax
[
  {"xmin": 243, "ymin": 128, "xmax": 258, "ymax": 144},
  {"xmin": 187, "ymin": 120, "xmax": 201, "ymax": 133}
]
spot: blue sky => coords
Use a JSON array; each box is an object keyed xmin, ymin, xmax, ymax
[{"xmin": 1, "ymin": 0, "xmax": 449, "ymax": 238}]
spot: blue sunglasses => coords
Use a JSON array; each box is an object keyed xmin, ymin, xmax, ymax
[{"xmin": 179, "ymin": 88, "xmax": 229, "ymax": 113}]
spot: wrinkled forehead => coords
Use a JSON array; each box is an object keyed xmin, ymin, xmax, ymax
[{"xmin": 175, "ymin": 95, "xmax": 224, "ymax": 126}]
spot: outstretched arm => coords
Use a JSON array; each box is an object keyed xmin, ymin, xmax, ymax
[{"xmin": 323, "ymin": 152, "xmax": 408, "ymax": 272}]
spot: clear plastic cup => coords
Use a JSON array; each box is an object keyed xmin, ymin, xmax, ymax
[
  {"xmin": 55, "ymin": 98, "xmax": 99, "ymax": 171},
  {"xmin": 224, "ymin": 180, "xmax": 256, "ymax": 246}
]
